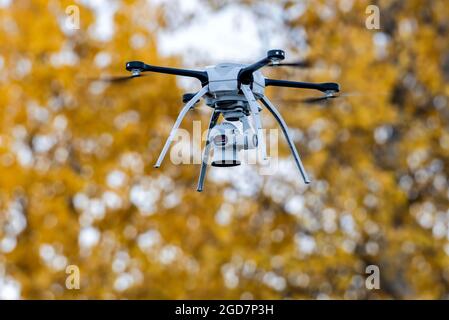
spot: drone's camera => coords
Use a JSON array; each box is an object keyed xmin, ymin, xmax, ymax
[
  {"xmin": 210, "ymin": 122, "xmax": 241, "ymax": 167},
  {"xmin": 213, "ymin": 134, "xmax": 228, "ymax": 146},
  {"xmin": 209, "ymin": 121, "xmax": 258, "ymax": 167}
]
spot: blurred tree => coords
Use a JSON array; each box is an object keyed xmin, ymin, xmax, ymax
[{"xmin": 0, "ymin": 0, "xmax": 448, "ymax": 300}]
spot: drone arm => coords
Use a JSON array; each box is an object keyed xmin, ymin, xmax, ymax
[
  {"xmin": 197, "ymin": 110, "xmax": 221, "ymax": 192},
  {"xmin": 154, "ymin": 85, "xmax": 209, "ymax": 168},
  {"xmin": 265, "ymin": 79, "xmax": 339, "ymax": 93},
  {"xmin": 126, "ymin": 61, "xmax": 209, "ymax": 84},
  {"xmin": 241, "ymin": 85, "xmax": 267, "ymax": 160},
  {"xmin": 239, "ymin": 50, "xmax": 286, "ymax": 84},
  {"xmin": 260, "ymin": 96, "xmax": 311, "ymax": 184},
  {"xmin": 239, "ymin": 57, "xmax": 273, "ymax": 84}
]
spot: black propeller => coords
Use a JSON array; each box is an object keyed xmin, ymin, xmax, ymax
[
  {"xmin": 85, "ymin": 73, "xmax": 148, "ymax": 84},
  {"xmin": 301, "ymin": 93, "xmax": 340, "ymax": 104},
  {"xmin": 275, "ymin": 92, "xmax": 367, "ymax": 105},
  {"xmin": 268, "ymin": 60, "xmax": 312, "ymax": 68}
]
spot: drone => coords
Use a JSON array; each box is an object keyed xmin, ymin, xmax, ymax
[{"xmin": 103, "ymin": 50, "xmax": 340, "ymax": 191}]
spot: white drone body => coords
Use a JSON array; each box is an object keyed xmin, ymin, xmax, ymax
[
  {"xmin": 204, "ymin": 63, "xmax": 265, "ymax": 166},
  {"xmin": 206, "ymin": 63, "xmax": 265, "ymax": 98}
]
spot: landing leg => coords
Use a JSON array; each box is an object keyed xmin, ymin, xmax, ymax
[
  {"xmin": 260, "ymin": 96, "xmax": 310, "ymax": 184},
  {"xmin": 197, "ymin": 110, "xmax": 220, "ymax": 192},
  {"xmin": 155, "ymin": 86, "xmax": 209, "ymax": 168},
  {"xmin": 241, "ymin": 85, "xmax": 267, "ymax": 161}
]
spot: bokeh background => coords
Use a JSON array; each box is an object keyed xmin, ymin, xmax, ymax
[{"xmin": 1, "ymin": 0, "xmax": 449, "ymax": 299}]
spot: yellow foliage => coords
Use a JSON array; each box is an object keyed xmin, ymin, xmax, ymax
[{"xmin": 0, "ymin": 0, "xmax": 448, "ymax": 300}]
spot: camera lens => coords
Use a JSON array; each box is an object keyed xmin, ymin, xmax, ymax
[{"xmin": 213, "ymin": 135, "xmax": 228, "ymax": 146}]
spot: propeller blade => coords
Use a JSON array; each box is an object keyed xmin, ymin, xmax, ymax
[
  {"xmin": 271, "ymin": 97, "xmax": 328, "ymax": 105},
  {"xmin": 273, "ymin": 92, "xmax": 386, "ymax": 105},
  {"xmin": 280, "ymin": 94, "xmax": 338, "ymax": 105},
  {"xmin": 301, "ymin": 96, "xmax": 333, "ymax": 104},
  {"xmin": 85, "ymin": 73, "xmax": 148, "ymax": 84},
  {"xmin": 268, "ymin": 61, "xmax": 312, "ymax": 68}
]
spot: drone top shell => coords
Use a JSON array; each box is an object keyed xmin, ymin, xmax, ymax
[{"xmin": 206, "ymin": 63, "xmax": 265, "ymax": 98}]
